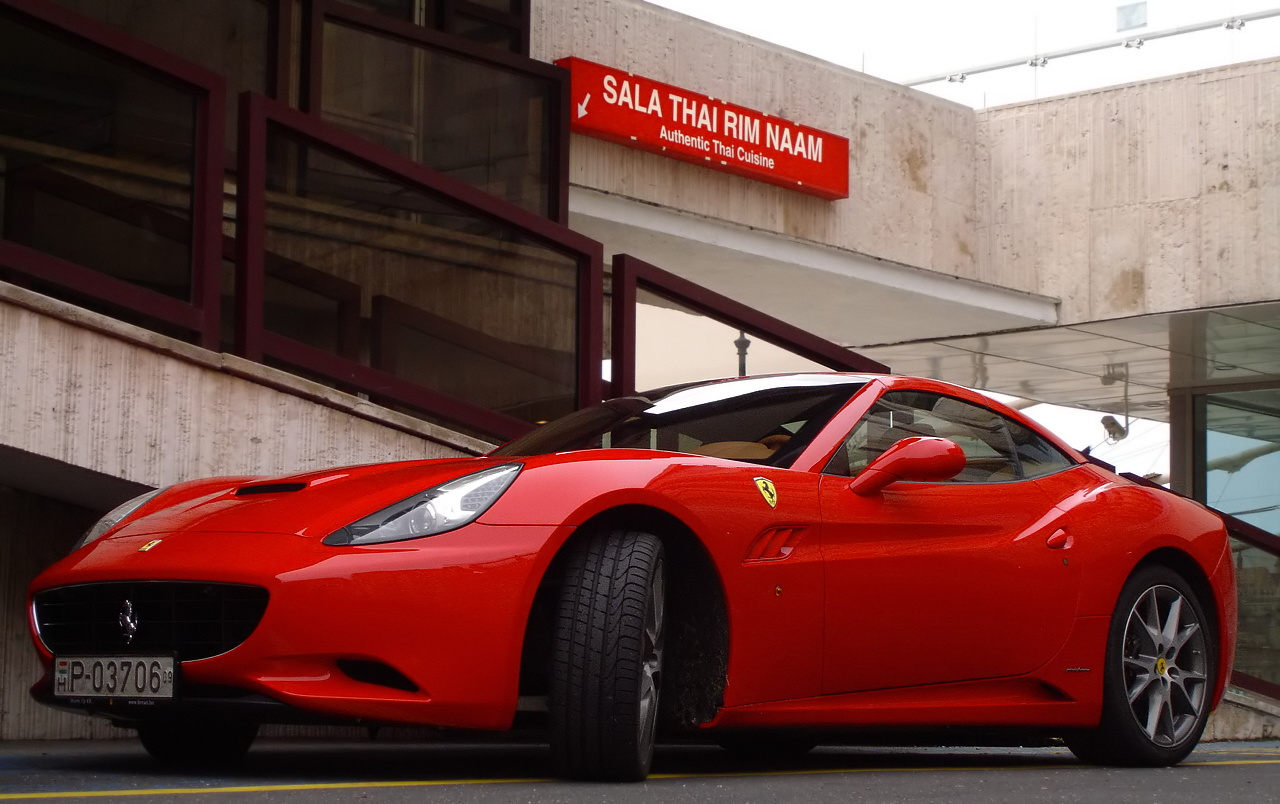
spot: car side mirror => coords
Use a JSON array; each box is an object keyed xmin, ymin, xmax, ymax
[{"xmin": 847, "ymin": 437, "xmax": 966, "ymax": 496}]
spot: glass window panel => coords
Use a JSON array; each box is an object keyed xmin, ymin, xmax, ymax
[
  {"xmin": 337, "ymin": 0, "xmax": 524, "ymax": 53},
  {"xmin": 263, "ymin": 273, "xmax": 344, "ymax": 356},
  {"xmin": 824, "ymin": 390, "xmax": 1021, "ymax": 483},
  {"xmin": 0, "ymin": 6, "xmax": 196, "ymax": 301},
  {"xmin": 1202, "ymin": 388, "xmax": 1280, "ymax": 688},
  {"xmin": 1005, "ymin": 417, "xmax": 1074, "ymax": 478},
  {"xmin": 320, "ymin": 20, "xmax": 553, "ymax": 216},
  {"xmin": 261, "ymin": 126, "xmax": 579, "ymax": 428},
  {"xmin": 633, "ymin": 289, "xmax": 828, "ymax": 392},
  {"xmin": 338, "ymin": 0, "xmax": 417, "ymax": 22},
  {"xmin": 464, "ymin": 0, "xmax": 515, "ymax": 12},
  {"xmin": 52, "ymin": 0, "xmax": 269, "ymax": 149},
  {"xmin": 449, "ymin": 13, "xmax": 519, "ymax": 51}
]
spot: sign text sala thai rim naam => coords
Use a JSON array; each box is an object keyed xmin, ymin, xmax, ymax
[{"xmin": 556, "ymin": 57, "xmax": 849, "ymax": 201}]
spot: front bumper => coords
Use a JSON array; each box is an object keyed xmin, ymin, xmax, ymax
[{"xmin": 29, "ymin": 523, "xmax": 565, "ymax": 730}]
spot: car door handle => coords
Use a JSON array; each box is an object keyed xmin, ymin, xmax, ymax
[{"xmin": 1045, "ymin": 529, "xmax": 1073, "ymax": 550}]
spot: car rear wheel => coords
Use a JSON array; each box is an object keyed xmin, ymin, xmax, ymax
[
  {"xmin": 1065, "ymin": 565, "xmax": 1215, "ymax": 767},
  {"xmin": 138, "ymin": 718, "xmax": 258, "ymax": 768},
  {"xmin": 549, "ymin": 529, "xmax": 666, "ymax": 781}
]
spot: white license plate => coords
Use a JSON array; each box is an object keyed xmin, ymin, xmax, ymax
[{"xmin": 54, "ymin": 656, "xmax": 175, "ymax": 699}]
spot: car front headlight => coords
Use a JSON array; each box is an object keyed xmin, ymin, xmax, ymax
[
  {"xmin": 72, "ymin": 487, "xmax": 167, "ymax": 553},
  {"xmin": 323, "ymin": 463, "xmax": 522, "ymax": 546}
]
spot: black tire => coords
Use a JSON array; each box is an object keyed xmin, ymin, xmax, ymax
[
  {"xmin": 137, "ymin": 718, "xmax": 258, "ymax": 768},
  {"xmin": 1065, "ymin": 565, "xmax": 1216, "ymax": 767},
  {"xmin": 549, "ymin": 530, "xmax": 666, "ymax": 781}
]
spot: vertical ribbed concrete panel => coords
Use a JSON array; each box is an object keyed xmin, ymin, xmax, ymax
[
  {"xmin": 977, "ymin": 57, "xmax": 1280, "ymax": 324},
  {"xmin": 532, "ymin": 0, "xmax": 981, "ymax": 284},
  {"xmin": 0, "ymin": 489, "xmax": 116, "ymax": 740}
]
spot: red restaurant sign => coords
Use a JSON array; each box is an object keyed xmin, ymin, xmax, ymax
[{"xmin": 556, "ymin": 57, "xmax": 849, "ymax": 201}]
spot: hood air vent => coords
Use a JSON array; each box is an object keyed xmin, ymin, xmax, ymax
[{"xmin": 235, "ymin": 482, "xmax": 308, "ymax": 497}]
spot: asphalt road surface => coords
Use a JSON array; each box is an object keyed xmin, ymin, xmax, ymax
[{"xmin": 3, "ymin": 739, "xmax": 1279, "ymax": 802}]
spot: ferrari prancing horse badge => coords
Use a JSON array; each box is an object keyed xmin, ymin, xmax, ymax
[{"xmin": 753, "ymin": 477, "xmax": 778, "ymax": 508}]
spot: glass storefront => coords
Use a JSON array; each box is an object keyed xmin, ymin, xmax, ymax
[
  {"xmin": 260, "ymin": 122, "xmax": 580, "ymax": 428},
  {"xmin": 52, "ymin": 0, "xmax": 270, "ymax": 148},
  {"xmin": 1199, "ymin": 388, "xmax": 1280, "ymax": 692},
  {"xmin": 319, "ymin": 18, "xmax": 555, "ymax": 217},
  {"xmin": 0, "ymin": 5, "xmax": 198, "ymax": 302}
]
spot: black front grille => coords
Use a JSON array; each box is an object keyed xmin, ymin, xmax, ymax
[{"xmin": 34, "ymin": 582, "xmax": 269, "ymax": 661}]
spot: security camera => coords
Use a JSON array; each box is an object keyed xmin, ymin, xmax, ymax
[{"xmin": 1101, "ymin": 415, "xmax": 1128, "ymax": 442}]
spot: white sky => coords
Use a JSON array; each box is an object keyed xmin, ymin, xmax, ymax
[{"xmin": 644, "ymin": 0, "xmax": 1280, "ymax": 107}]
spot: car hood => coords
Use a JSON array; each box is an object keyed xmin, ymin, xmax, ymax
[{"xmin": 108, "ymin": 457, "xmax": 508, "ymax": 540}]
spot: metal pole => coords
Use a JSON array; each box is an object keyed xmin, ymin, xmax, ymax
[
  {"xmin": 905, "ymin": 9, "xmax": 1280, "ymax": 86},
  {"xmin": 734, "ymin": 330, "xmax": 751, "ymax": 377}
]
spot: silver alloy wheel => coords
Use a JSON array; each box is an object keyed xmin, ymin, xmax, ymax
[
  {"xmin": 1122, "ymin": 584, "xmax": 1209, "ymax": 747},
  {"xmin": 638, "ymin": 561, "xmax": 665, "ymax": 751}
]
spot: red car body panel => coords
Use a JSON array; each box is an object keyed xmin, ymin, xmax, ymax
[{"xmin": 28, "ymin": 374, "xmax": 1237, "ymax": 739}]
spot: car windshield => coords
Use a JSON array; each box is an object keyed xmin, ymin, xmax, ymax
[{"xmin": 492, "ymin": 374, "xmax": 869, "ymax": 467}]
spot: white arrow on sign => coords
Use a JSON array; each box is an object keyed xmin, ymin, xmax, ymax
[{"xmin": 577, "ymin": 93, "xmax": 591, "ymax": 118}]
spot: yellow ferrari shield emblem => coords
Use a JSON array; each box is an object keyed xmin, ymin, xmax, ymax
[
  {"xmin": 138, "ymin": 539, "xmax": 163, "ymax": 553},
  {"xmin": 754, "ymin": 477, "xmax": 778, "ymax": 508}
]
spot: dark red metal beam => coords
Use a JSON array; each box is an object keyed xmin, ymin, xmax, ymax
[
  {"xmin": 192, "ymin": 75, "xmax": 227, "ymax": 351},
  {"xmin": 235, "ymin": 91, "xmax": 269, "ymax": 363},
  {"xmin": 264, "ymin": 333, "xmax": 533, "ymax": 442},
  {"xmin": 0, "ymin": 241, "xmax": 204, "ymax": 332},
  {"xmin": 0, "ymin": 0, "xmax": 226, "ymax": 95},
  {"xmin": 1231, "ymin": 672, "xmax": 1280, "ymax": 703},
  {"xmin": 610, "ymin": 253, "xmax": 890, "ymax": 397},
  {"xmin": 267, "ymin": 0, "xmax": 291, "ymax": 102}
]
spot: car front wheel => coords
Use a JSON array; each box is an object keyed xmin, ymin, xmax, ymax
[
  {"xmin": 138, "ymin": 718, "xmax": 258, "ymax": 768},
  {"xmin": 549, "ymin": 529, "xmax": 666, "ymax": 781},
  {"xmin": 1066, "ymin": 565, "xmax": 1215, "ymax": 766}
]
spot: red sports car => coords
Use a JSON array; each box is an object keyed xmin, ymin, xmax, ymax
[{"xmin": 28, "ymin": 373, "xmax": 1236, "ymax": 780}]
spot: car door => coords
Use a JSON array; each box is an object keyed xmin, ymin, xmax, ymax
[{"xmin": 818, "ymin": 390, "xmax": 1081, "ymax": 695}]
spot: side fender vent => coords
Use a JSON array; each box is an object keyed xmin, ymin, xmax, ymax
[{"xmin": 744, "ymin": 526, "xmax": 807, "ymax": 563}]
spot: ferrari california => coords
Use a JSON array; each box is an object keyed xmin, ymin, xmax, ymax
[{"xmin": 28, "ymin": 373, "xmax": 1236, "ymax": 780}]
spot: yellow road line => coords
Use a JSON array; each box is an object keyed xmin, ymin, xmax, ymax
[
  {"xmin": 1187, "ymin": 759, "xmax": 1280, "ymax": 766},
  {"xmin": 0, "ymin": 778, "xmax": 550, "ymax": 800},
  {"xmin": 3, "ymin": 757, "xmax": 1278, "ymax": 800}
]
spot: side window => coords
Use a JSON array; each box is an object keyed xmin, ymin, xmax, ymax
[
  {"xmin": 928, "ymin": 396, "xmax": 1020, "ymax": 483},
  {"xmin": 825, "ymin": 391, "xmax": 1037, "ymax": 484},
  {"xmin": 823, "ymin": 392, "xmax": 942, "ymax": 477},
  {"xmin": 1005, "ymin": 417, "xmax": 1075, "ymax": 478}
]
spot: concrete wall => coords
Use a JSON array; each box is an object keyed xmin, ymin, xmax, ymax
[
  {"xmin": 0, "ymin": 283, "xmax": 487, "ymax": 495},
  {"xmin": 975, "ymin": 57, "xmax": 1280, "ymax": 325},
  {"xmin": 532, "ymin": 0, "xmax": 982, "ymax": 284}
]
